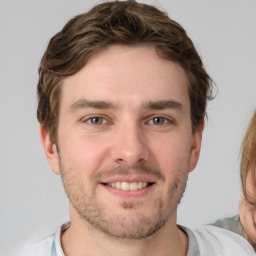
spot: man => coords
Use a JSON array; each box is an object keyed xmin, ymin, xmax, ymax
[{"xmin": 25, "ymin": 0, "xmax": 254, "ymax": 255}]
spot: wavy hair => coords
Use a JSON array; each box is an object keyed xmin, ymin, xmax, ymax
[{"xmin": 37, "ymin": 0, "xmax": 213, "ymax": 143}]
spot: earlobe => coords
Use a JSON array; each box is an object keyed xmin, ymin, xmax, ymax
[
  {"xmin": 188, "ymin": 121, "xmax": 204, "ymax": 173},
  {"xmin": 39, "ymin": 125, "xmax": 61, "ymax": 175}
]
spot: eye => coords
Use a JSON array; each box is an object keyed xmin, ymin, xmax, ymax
[
  {"xmin": 85, "ymin": 116, "xmax": 107, "ymax": 125},
  {"xmin": 150, "ymin": 116, "xmax": 169, "ymax": 125}
]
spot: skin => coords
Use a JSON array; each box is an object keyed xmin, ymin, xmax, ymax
[
  {"xmin": 239, "ymin": 171, "xmax": 256, "ymax": 249},
  {"xmin": 40, "ymin": 45, "xmax": 203, "ymax": 256}
]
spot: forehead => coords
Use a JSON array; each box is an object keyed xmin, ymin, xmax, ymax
[{"xmin": 61, "ymin": 45, "xmax": 189, "ymax": 110}]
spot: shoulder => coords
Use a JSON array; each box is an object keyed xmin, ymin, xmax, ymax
[
  {"xmin": 192, "ymin": 225, "xmax": 255, "ymax": 256},
  {"xmin": 211, "ymin": 215, "xmax": 245, "ymax": 235},
  {"xmin": 20, "ymin": 235, "xmax": 54, "ymax": 256},
  {"xmin": 20, "ymin": 222, "xmax": 69, "ymax": 256}
]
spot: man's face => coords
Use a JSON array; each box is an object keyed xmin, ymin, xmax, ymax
[{"xmin": 42, "ymin": 45, "xmax": 203, "ymax": 239}]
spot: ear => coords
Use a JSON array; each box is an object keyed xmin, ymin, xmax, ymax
[
  {"xmin": 188, "ymin": 121, "xmax": 204, "ymax": 173},
  {"xmin": 39, "ymin": 124, "xmax": 60, "ymax": 175}
]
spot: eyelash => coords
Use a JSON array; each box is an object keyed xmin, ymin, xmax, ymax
[
  {"xmin": 82, "ymin": 115, "xmax": 109, "ymax": 126},
  {"xmin": 81, "ymin": 115, "xmax": 174, "ymax": 127},
  {"xmin": 147, "ymin": 116, "xmax": 174, "ymax": 126}
]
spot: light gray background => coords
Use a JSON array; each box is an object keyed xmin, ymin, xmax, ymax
[{"xmin": 1, "ymin": 0, "xmax": 256, "ymax": 255}]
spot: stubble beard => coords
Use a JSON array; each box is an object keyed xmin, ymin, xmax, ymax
[{"xmin": 60, "ymin": 163, "xmax": 188, "ymax": 240}]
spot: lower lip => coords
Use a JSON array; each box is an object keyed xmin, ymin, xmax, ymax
[{"xmin": 101, "ymin": 184, "xmax": 155, "ymax": 199}]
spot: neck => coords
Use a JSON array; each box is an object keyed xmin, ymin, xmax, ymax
[{"xmin": 61, "ymin": 207, "xmax": 188, "ymax": 256}]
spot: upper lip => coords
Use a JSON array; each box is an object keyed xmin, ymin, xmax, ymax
[{"xmin": 100, "ymin": 175, "xmax": 156, "ymax": 184}]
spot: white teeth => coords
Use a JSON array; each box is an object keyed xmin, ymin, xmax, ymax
[
  {"xmin": 130, "ymin": 182, "xmax": 138, "ymax": 191},
  {"xmin": 116, "ymin": 182, "xmax": 122, "ymax": 189},
  {"xmin": 107, "ymin": 181, "xmax": 149, "ymax": 191},
  {"xmin": 122, "ymin": 182, "xmax": 130, "ymax": 191}
]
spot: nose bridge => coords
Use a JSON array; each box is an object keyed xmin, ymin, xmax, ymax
[{"xmin": 111, "ymin": 119, "xmax": 149, "ymax": 166}]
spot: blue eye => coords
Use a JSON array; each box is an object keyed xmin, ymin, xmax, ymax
[{"xmin": 87, "ymin": 117, "xmax": 106, "ymax": 125}]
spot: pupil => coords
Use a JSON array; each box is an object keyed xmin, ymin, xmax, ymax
[
  {"xmin": 92, "ymin": 117, "xmax": 102, "ymax": 124},
  {"xmin": 154, "ymin": 117, "xmax": 164, "ymax": 125}
]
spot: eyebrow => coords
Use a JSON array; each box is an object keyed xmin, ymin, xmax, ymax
[
  {"xmin": 146, "ymin": 100, "xmax": 183, "ymax": 111},
  {"xmin": 69, "ymin": 99, "xmax": 183, "ymax": 113},
  {"xmin": 69, "ymin": 99, "xmax": 116, "ymax": 112}
]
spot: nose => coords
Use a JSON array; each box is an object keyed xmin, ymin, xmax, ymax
[{"xmin": 110, "ymin": 123, "xmax": 149, "ymax": 167}]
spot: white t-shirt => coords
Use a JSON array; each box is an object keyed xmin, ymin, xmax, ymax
[{"xmin": 22, "ymin": 223, "xmax": 255, "ymax": 256}]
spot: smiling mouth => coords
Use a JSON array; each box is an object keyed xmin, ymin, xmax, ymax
[{"xmin": 102, "ymin": 182, "xmax": 154, "ymax": 191}]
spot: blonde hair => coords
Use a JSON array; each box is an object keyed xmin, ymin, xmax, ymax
[{"xmin": 241, "ymin": 110, "xmax": 256, "ymax": 204}]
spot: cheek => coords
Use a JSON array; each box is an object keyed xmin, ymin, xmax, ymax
[
  {"xmin": 151, "ymin": 134, "xmax": 192, "ymax": 171},
  {"xmin": 246, "ymin": 175, "xmax": 256, "ymax": 199},
  {"xmin": 58, "ymin": 133, "xmax": 110, "ymax": 175},
  {"xmin": 240, "ymin": 204, "xmax": 256, "ymax": 244}
]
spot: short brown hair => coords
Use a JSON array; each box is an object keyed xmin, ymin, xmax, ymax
[
  {"xmin": 37, "ymin": 0, "xmax": 213, "ymax": 143},
  {"xmin": 240, "ymin": 110, "xmax": 256, "ymax": 205}
]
